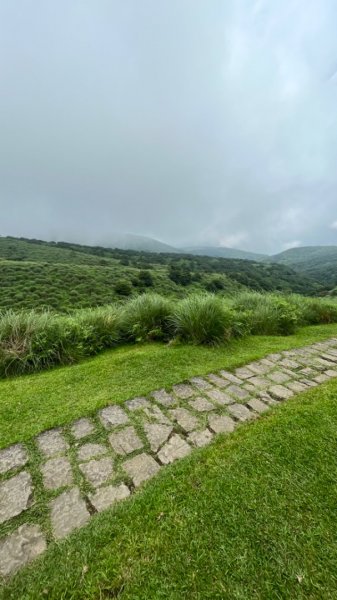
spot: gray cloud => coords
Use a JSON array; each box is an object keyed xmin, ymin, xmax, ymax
[{"xmin": 1, "ymin": 0, "xmax": 337, "ymax": 253}]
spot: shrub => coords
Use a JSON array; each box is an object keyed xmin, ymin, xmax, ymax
[
  {"xmin": 172, "ymin": 294, "xmax": 236, "ymax": 345},
  {"xmin": 233, "ymin": 292, "xmax": 299, "ymax": 336},
  {"xmin": 121, "ymin": 293, "xmax": 174, "ymax": 342},
  {"xmin": 114, "ymin": 279, "xmax": 133, "ymax": 296},
  {"xmin": 289, "ymin": 296, "xmax": 337, "ymax": 325}
]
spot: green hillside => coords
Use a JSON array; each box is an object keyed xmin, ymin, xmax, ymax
[
  {"xmin": 270, "ymin": 246, "xmax": 337, "ymax": 290},
  {"xmin": 0, "ymin": 236, "xmax": 322, "ymax": 311},
  {"xmin": 182, "ymin": 245, "xmax": 266, "ymax": 261}
]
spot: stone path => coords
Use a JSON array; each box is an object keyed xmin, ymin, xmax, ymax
[{"xmin": 1, "ymin": 337, "xmax": 337, "ymax": 577}]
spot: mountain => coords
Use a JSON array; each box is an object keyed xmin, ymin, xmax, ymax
[
  {"xmin": 182, "ymin": 246, "xmax": 267, "ymax": 261},
  {"xmin": 102, "ymin": 233, "xmax": 178, "ymax": 253},
  {"xmin": 268, "ymin": 246, "xmax": 337, "ymax": 290}
]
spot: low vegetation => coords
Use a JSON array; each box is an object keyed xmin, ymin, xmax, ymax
[
  {"xmin": 1, "ymin": 292, "xmax": 337, "ymax": 378},
  {"xmin": 3, "ymin": 378, "xmax": 337, "ymax": 599}
]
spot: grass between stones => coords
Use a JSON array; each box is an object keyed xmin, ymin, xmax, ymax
[
  {"xmin": 1, "ymin": 378, "xmax": 337, "ymax": 598},
  {"xmin": 1, "ymin": 323, "xmax": 337, "ymax": 448}
]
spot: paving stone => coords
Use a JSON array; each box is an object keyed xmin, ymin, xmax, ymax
[
  {"xmin": 109, "ymin": 426, "xmax": 143, "ymax": 455},
  {"xmin": 189, "ymin": 396, "xmax": 215, "ymax": 412},
  {"xmin": 279, "ymin": 359, "xmax": 301, "ymax": 370},
  {"xmin": 268, "ymin": 385, "xmax": 294, "ymax": 401},
  {"xmin": 0, "ymin": 444, "xmax": 28, "ymax": 475},
  {"xmin": 299, "ymin": 378, "xmax": 318, "ymax": 388},
  {"xmin": 0, "ymin": 524, "xmax": 47, "ymax": 577},
  {"xmin": 206, "ymin": 388, "xmax": 233, "ymax": 405},
  {"xmin": 123, "ymin": 453, "xmax": 160, "ymax": 487},
  {"xmin": 247, "ymin": 398, "xmax": 269, "ymax": 414},
  {"xmin": 157, "ymin": 434, "xmax": 191, "ymax": 464},
  {"xmin": 188, "ymin": 429, "xmax": 213, "ymax": 447},
  {"xmin": 245, "ymin": 376, "xmax": 270, "ymax": 388},
  {"xmin": 126, "ymin": 397, "xmax": 151, "ymax": 411},
  {"xmin": 36, "ymin": 429, "xmax": 69, "ymax": 457},
  {"xmin": 286, "ymin": 381, "xmax": 310, "ymax": 393},
  {"xmin": 315, "ymin": 357, "xmax": 336, "ymax": 368},
  {"xmin": 313, "ymin": 374, "xmax": 330, "ymax": 384},
  {"xmin": 321, "ymin": 353, "xmax": 337, "ymax": 363},
  {"xmin": 234, "ymin": 367, "xmax": 255, "ymax": 380},
  {"xmin": 310, "ymin": 359, "xmax": 330, "ymax": 371},
  {"xmin": 219, "ymin": 371, "xmax": 244, "ymax": 385},
  {"xmin": 80, "ymin": 457, "xmax": 114, "ymax": 488},
  {"xmin": 50, "ymin": 487, "xmax": 90, "ymax": 539},
  {"xmin": 172, "ymin": 384, "xmax": 195, "ymax": 399},
  {"xmin": 41, "ymin": 457, "xmax": 73, "ymax": 490},
  {"xmin": 0, "ymin": 472, "xmax": 33, "ymax": 525},
  {"xmin": 190, "ymin": 376, "xmax": 213, "ymax": 390},
  {"xmin": 151, "ymin": 389, "xmax": 175, "ymax": 407},
  {"xmin": 257, "ymin": 391, "xmax": 278, "ymax": 406},
  {"xmin": 324, "ymin": 369, "xmax": 337, "ymax": 377},
  {"xmin": 143, "ymin": 405, "xmax": 172, "ymax": 425},
  {"xmin": 243, "ymin": 384, "xmax": 257, "ymax": 393},
  {"xmin": 207, "ymin": 374, "xmax": 229, "ymax": 388},
  {"xmin": 266, "ymin": 353, "xmax": 282, "ymax": 361},
  {"xmin": 226, "ymin": 385, "xmax": 250, "ymax": 400},
  {"xmin": 267, "ymin": 371, "xmax": 291, "ymax": 384},
  {"xmin": 324, "ymin": 348, "xmax": 337, "ymax": 357},
  {"xmin": 299, "ymin": 367, "xmax": 317, "ymax": 377},
  {"xmin": 99, "ymin": 405, "xmax": 129, "ymax": 429},
  {"xmin": 77, "ymin": 443, "xmax": 108, "ymax": 462},
  {"xmin": 89, "ymin": 483, "xmax": 130, "ymax": 512},
  {"xmin": 245, "ymin": 362, "xmax": 270, "ymax": 375},
  {"xmin": 71, "ymin": 418, "xmax": 95, "ymax": 440},
  {"xmin": 144, "ymin": 423, "xmax": 173, "ymax": 452},
  {"xmin": 169, "ymin": 408, "xmax": 199, "ymax": 432},
  {"xmin": 260, "ymin": 359, "xmax": 276, "ymax": 368},
  {"xmin": 208, "ymin": 415, "xmax": 236, "ymax": 434},
  {"xmin": 227, "ymin": 403, "xmax": 254, "ymax": 422}
]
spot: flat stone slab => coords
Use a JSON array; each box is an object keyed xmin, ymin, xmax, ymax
[
  {"xmin": 36, "ymin": 429, "xmax": 69, "ymax": 457},
  {"xmin": 123, "ymin": 453, "xmax": 160, "ymax": 487},
  {"xmin": 189, "ymin": 397, "xmax": 215, "ymax": 412},
  {"xmin": 41, "ymin": 456, "xmax": 73, "ymax": 490},
  {"xmin": 279, "ymin": 359, "xmax": 301, "ymax": 370},
  {"xmin": 77, "ymin": 443, "xmax": 108, "ymax": 462},
  {"xmin": 143, "ymin": 405, "xmax": 172, "ymax": 425},
  {"xmin": 172, "ymin": 384, "xmax": 195, "ymax": 399},
  {"xmin": 0, "ymin": 444, "xmax": 28, "ymax": 475},
  {"xmin": 151, "ymin": 389, "xmax": 175, "ymax": 406},
  {"xmin": 299, "ymin": 378, "xmax": 318, "ymax": 388},
  {"xmin": 245, "ymin": 362, "xmax": 270, "ymax": 375},
  {"xmin": 208, "ymin": 415, "xmax": 236, "ymax": 434},
  {"xmin": 313, "ymin": 374, "xmax": 330, "ymax": 383},
  {"xmin": 244, "ymin": 376, "xmax": 269, "ymax": 388},
  {"xmin": 157, "ymin": 434, "xmax": 191, "ymax": 464},
  {"xmin": 144, "ymin": 423, "xmax": 173, "ymax": 452},
  {"xmin": 190, "ymin": 376, "xmax": 213, "ymax": 390},
  {"xmin": 71, "ymin": 418, "xmax": 95, "ymax": 440},
  {"xmin": 299, "ymin": 367, "xmax": 317, "ymax": 377},
  {"xmin": 169, "ymin": 408, "xmax": 199, "ymax": 432},
  {"xmin": 287, "ymin": 381, "xmax": 310, "ymax": 393},
  {"xmin": 206, "ymin": 388, "xmax": 233, "ymax": 405},
  {"xmin": 235, "ymin": 367, "xmax": 254, "ymax": 380},
  {"xmin": 257, "ymin": 391, "xmax": 278, "ymax": 406},
  {"xmin": 0, "ymin": 524, "xmax": 47, "ymax": 577},
  {"xmin": 126, "ymin": 397, "xmax": 151, "ymax": 411},
  {"xmin": 269, "ymin": 385, "xmax": 294, "ymax": 401},
  {"xmin": 0, "ymin": 472, "xmax": 33, "ymax": 524},
  {"xmin": 188, "ymin": 429, "xmax": 213, "ymax": 447},
  {"xmin": 89, "ymin": 484, "xmax": 130, "ymax": 512},
  {"xmin": 247, "ymin": 398, "xmax": 269, "ymax": 414},
  {"xmin": 207, "ymin": 374, "xmax": 229, "ymax": 388},
  {"xmin": 268, "ymin": 371, "xmax": 291, "ymax": 384},
  {"xmin": 219, "ymin": 371, "xmax": 244, "ymax": 385},
  {"xmin": 50, "ymin": 487, "xmax": 90, "ymax": 539},
  {"xmin": 227, "ymin": 403, "xmax": 254, "ymax": 422},
  {"xmin": 80, "ymin": 457, "xmax": 114, "ymax": 488},
  {"xmin": 325, "ymin": 369, "xmax": 337, "ymax": 377},
  {"xmin": 226, "ymin": 385, "xmax": 249, "ymax": 400},
  {"xmin": 99, "ymin": 405, "xmax": 129, "ymax": 429},
  {"xmin": 109, "ymin": 426, "xmax": 143, "ymax": 455}
]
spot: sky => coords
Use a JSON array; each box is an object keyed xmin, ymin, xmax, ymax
[{"xmin": 1, "ymin": 0, "xmax": 337, "ymax": 254}]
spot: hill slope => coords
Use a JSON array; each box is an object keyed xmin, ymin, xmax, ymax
[
  {"xmin": 182, "ymin": 246, "xmax": 266, "ymax": 261},
  {"xmin": 270, "ymin": 246, "xmax": 337, "ymax": 289}
]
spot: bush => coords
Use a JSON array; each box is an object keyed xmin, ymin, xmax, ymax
[
  {"xmin": 172, "ymin": 294, "xmax": 236, "ymax": 345},
  {"xmin": 121, "ymin": 293, "xmax": 174, "ymax": 342},
  {"xmin": 75, "ymin": 305, "xmax": 122, "ymax": 353},
  {"xmin": 114, "ymin": 279, "xmax": 132, "ymax": 296},
  {"xmin": 289, "ymin": 296, "xmax": 337, "ymax": 325},
  {"xmin": 233, "ymin": 292, "xmax": 299, "ymax": 335}
]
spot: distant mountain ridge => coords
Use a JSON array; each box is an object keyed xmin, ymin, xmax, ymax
[
  {"xmin": 101, "ymin": 233, "xmax": 179, "ymax": 253},
  {"xmin": 182, "ymin": 246, "xmax": 267, "ymax": 261}
]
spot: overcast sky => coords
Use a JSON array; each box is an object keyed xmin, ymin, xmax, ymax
[{"xmin": 1, "ymin": 0, "xmax": 337, "ymax": 254}]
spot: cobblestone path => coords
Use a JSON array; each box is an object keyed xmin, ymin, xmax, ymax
[{"xmin": 1, "ymin": 337, "xmax": 337, "ymax": 577}]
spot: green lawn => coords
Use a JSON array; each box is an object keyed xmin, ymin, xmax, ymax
[
  {"xmin": 2, "ymin": 376, "xmax": 337, "ymax": 598},
  {"xmin": 1, "ymin": 323, "xmax": 337, "ymax": 448}
]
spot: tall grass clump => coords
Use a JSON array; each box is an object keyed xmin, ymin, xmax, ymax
[
  {"xmin": 172, "ymin": 293, "xmax": 238, "ymax": 345},
  {"xmin": 75, "ymin": 305, "xmax": 122, "ymax": 352},
  {"xmin": 233, "ymin": 292, "xmax": 299, "ymax": 336},
  {"xmin": 289, "ymin": 295, "xmax": 337, "ymax": 325},
  {"xmin": 121, "ymin": 293, "xmax": 174, "ymax": 342}
]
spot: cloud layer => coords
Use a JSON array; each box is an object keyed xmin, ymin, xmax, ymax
[{"xmin": 1, "ymin": 0, "xmax": 337, "ymax": 253}]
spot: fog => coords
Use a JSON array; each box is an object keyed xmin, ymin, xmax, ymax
[{"xmin": 1, "ymin": 0, "xmax": 337, "ymax": 253}]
